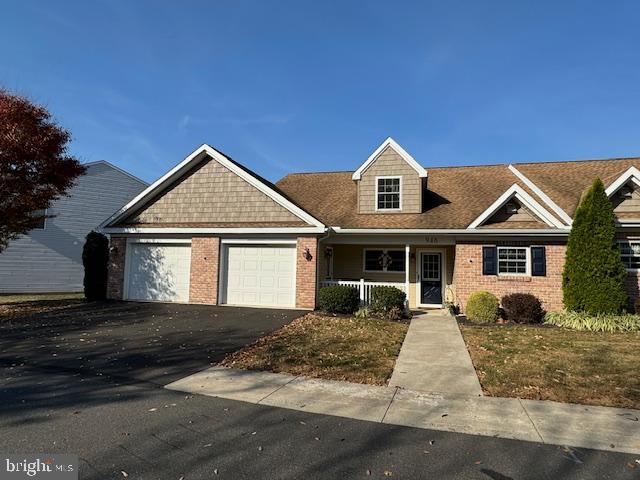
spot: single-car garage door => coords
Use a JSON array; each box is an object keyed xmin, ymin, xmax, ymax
[
  {"xmin": 126, "ymin": 242, "xmax": 192, "ymax": 303},
  {"xmin": 222, "ymin": 245, "xmax": 296, "ymax": 308}
]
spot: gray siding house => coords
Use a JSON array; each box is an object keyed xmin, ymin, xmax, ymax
[{"xmin": 0, "ymin": 161, "xmax": 147, "ymax": 293}]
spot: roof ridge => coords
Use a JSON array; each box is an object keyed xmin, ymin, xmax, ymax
[{"xmin": 280, "ymin": 156, "xmax": 640, "ymax": 177}]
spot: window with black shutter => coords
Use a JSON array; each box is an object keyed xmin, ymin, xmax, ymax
[
  {"xmin": 482, "ymin": 246, "xmax": 497, "ymax": 275},
  {"xmin": 531, "ymin": 246, "xmax": 546, "ymax": 276}
]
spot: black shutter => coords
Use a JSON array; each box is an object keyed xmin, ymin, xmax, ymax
[
  {"xmin": 482, "ymin": 246, "xmax": 497, "ymax": 275},
  {"xmin": 531, "ymin": 246, "xmax": 546, "ymax": 276}
]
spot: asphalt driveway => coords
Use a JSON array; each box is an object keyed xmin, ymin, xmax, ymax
[
  {"xmin": 1, "ymin": 301, "xmax": 638, "ymax": 479},
  {"xmin": 0, "ymin": 301, "xmax": 304, "ymax": 386}
]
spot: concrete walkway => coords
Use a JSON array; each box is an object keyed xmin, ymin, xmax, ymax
[
  {"xmin": 389, "ymin": 311, "xmax": 483, "ymax": 395},
  {"xmin": 166, "ymin": 366, "xmax": 640, "ymax": 455}
]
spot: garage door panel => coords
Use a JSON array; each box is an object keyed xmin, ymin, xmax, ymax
[
  {"xmin": 127, "ymin": 243, "xmax": 191, "ymax": 303},
  {"xmin": 223, "ymin": 245, "xmax": 296, "ymax": 308}
]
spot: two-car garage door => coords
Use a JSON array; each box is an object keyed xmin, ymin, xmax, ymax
[{"xmin": 125, "ymin": 242, "xmax": 296, "ymax": 308}]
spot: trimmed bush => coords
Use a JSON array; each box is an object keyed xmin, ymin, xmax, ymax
[
  {"xmin": 544, "ymin": 311, "xmax": 640, "ymax": 332},
  {"xmin": 82, "ymin": 231, "xmax": 109, "ymax": 301},
  {"xmin": 466, "ymin": 291, "xmax": 500, "ymax": 323},
  {"xmin": 370, "ymin": 286, "xmax": 406, "ymax": 314},
  {"xmin": 562, "ymin": 178, "xmax": 627, "ymax": 314},
  {"xmin": 318, "ymin": 285, "xmax": 360, "ymax": 314},
  {"xmin": 501, "ymin": 293, "xmax": 545, "ymax": 324}
]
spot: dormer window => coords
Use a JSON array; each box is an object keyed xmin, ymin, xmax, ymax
[{"xmin": 376, "ymin": 176, "xmax": 401, "ymax": 211}]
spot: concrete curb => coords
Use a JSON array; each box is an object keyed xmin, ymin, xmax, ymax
[{"xmin": 166, "ymin": 366, "xmax": 640, "ymax": 455}]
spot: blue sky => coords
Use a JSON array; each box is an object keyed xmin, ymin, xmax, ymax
[{"xmin": 2, "ymin": 1, "xmax": 640, "ymax": 183}]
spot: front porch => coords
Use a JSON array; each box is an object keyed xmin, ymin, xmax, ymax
[{"xmin": 318, "ymin": 242, "xmax": 455, "ymax": 309}]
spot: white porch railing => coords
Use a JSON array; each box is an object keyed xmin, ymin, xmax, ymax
[{"xmin": 319, "ymin": 279, "xmax": 407, "ymax": 306}]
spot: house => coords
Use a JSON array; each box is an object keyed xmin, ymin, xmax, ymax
[
  {"xmin": 0, "ymin": 161, "xmax": 147, "ymax": 293},
  {"xmin": 100, "ymin": 139, "xmax": 640, "ymax": 312}
]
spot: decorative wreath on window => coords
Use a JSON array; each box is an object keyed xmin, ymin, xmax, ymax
[{"xmin": 378, "ymin": 252, "xmax": 393, "ymax": 269}]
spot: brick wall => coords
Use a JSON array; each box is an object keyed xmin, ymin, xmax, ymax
[
  {"xmin": 106, "ymin": 236, "xmax": 127, "ymax": 300},
  {"xmin": 453, "ymin": 242, "xmax": 566, "ymax": 312},
  {"xmin": 189, "ymin": 237, "xmax": 220, "ymax": 304},
  {"xmin": 296, "ymin": 237, "xmax": 318, "ymax": 309}
]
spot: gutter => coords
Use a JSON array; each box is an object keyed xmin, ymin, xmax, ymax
[{"xmin": 330, "ymin": 227, "xmax": 570, "ymax": 236}]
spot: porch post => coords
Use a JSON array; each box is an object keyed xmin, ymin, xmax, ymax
[{"xmin": 405, "ymin": 244, "xmax": 410, "ymax": 310}]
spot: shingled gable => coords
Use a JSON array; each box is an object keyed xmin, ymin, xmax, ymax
[
  {"xmin": 466, "ymin": 184, "xmax": 568, "ymax": 229},
  {"xmin": 101, "ymin": 144, "xmax": 325, "ymax": 233},
  {"xmin": 352, "ymin": 137, "xmax": 428, "ymax": 180}
]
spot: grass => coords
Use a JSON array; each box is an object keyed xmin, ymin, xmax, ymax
[
  {"xmin": 0, "ymin": 292, "xmax": 85, "ymax": 304},
  {"xmin": 220, "ymin": 313, "xmax": 409, "ymax": 385},
  {"xmin": 0, "ymin": 293, "xmax": 86, "ymax": 321},
  {"xmin": 460, "ymin": 323, "xmax": 640, "ymax": 409}
]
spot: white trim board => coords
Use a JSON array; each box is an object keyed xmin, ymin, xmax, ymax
[
  {"xmin": 100, "ymin": 144, "xmax": 325, "ymax": 230},
  {"xmin": 330, "ymin": 227, "xmax": 569, "ymax": 235},
  {"xmin": 605, "ymin": 166, "xmax": 640, "ymax": 197},
  {"xmin": 102, "ymin": 226, "xmax": 326, "ymax": 234},
  {"xmin": 352, "ymin": 137, "xmax": 427, "ymax": 181},
  {"xmin": 508, "ymin": 165, "xmax": 573, "ymax": 225},
  {"xmin": 467, "ymin": 184, "xmax": 567, "ymax": 229}
]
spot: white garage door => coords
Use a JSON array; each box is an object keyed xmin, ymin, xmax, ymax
[
  {"xmin": 126, "ymin": 243, "xmax": 192, "ymax": 303},
  {"xmin": 223, "ymin": 245, "xmax": 296, "ymax": 307}
]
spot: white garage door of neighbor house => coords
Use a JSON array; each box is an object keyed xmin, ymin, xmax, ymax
[
  {"xmin": 126, "ymin": 243, "xmax": 192, "ymax": 303},
  {"xmin": 223, "ymin": 245, "xmax": 296, "ymax": 308}
]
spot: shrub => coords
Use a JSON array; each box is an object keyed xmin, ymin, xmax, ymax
[
  {"xmin": 370, "ymin": 286, "xmax": 406, "ymax": 314},
  {"xmin": 82, "ymin": 231, "xmax": 109, "ymax": 300},
  {"xmin": 318, "ymin": 285, "xmax": 360, "ymax": 314},
  {"xmin": 465, "ymin": 291, "xmax": 500, "ymax": 323},
  {"xmin": 355, "ymin": 307, "xmax": 370, "ymax": 319},
  {"xmin": 544, "ymin": 311, "xmax": 640, "ymax": 332},
  {"xmin": 562, "ymin": 178, "xmax": 627, "ymax": 314},
  {"xmin": 501, "ymin": 293, "xmax": 545, "ymax": 324}
]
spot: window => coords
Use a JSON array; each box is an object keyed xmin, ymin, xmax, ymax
[
  {"xmin": 497, "ymin": 247, "xmax": 529, "ymax": 275},
  {"xmin": 619, "ymin": 241, "xmax": 640, "ymax": 269},
  {"xmin": 364, "ymin": 249, "xmax": 405, "ymax": 273},
  {"xmin": 376, "ymin": 177, "xmax": 401, "ymax": 210},
  {"xmin": 30, "ymin": 209, "xmax": 47, "ymax": 230}
]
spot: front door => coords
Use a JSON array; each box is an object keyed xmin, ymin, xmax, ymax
[{"xmin": 420, "ymin": 252, "xmax": 442, "ymax": 306}]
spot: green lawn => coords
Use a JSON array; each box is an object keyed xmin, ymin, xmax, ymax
[
  {"xmin": 460, "ymin": 323, "xmax": 640, "ymax": 409},
  {"xmin": 221, "ymin": 313, "xmax": 409, "ymax": 385}
]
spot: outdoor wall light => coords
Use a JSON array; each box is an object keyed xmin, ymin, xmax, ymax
[
  {"xmin": 109, "ymin": 245, "xmax": 118, "ymax": 254},
  {"xmin": 303, "ymin": 247, "xmax": 312, "ymax": 261}
]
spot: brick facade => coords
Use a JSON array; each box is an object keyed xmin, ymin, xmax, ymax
[
  {"xmin": 106, "ymin": 236, "xmax": 127, "ymax": 300},
  {"xmin": 189, "ymin": 237, "xmax": 220, "ymax": 304},
  {"xmin": 453, "ymin": 242, "xmax": 566, "ymax": 312},
  {"xmin": 296, "ymin": 236, "xmax": 318, "ymax": 309}
]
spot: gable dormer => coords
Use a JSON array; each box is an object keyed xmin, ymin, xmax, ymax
[
  {"xmin": 606, "ymin": 166, "xmax": 640, "ymax": 220},
  {"xmin": 352, "ymin": 138, "xmax": 427, "ymax": 214}
]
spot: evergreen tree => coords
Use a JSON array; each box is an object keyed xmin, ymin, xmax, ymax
[
  {"xmin": 562, "ymin": 178, "xmax": 627, "ymax": 314},
  {"xmin": 82, "ymin": 231, "xmax": 109, "ymax": 301}
]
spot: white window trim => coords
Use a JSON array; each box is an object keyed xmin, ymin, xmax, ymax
[
  {"xmin": 375, "ymin": 176, "xmax": 402, "ymax": 212},
  {"xmin": 497, "ymin": 246, "xmax": 531, "ymax": 276},
  {"xmin": 618, "ymin": 239, "xmax": 640, "ymax": 272},
  {"xmin": 363, "ymin": 248, "xmax": 406, "ymax": 274}
]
